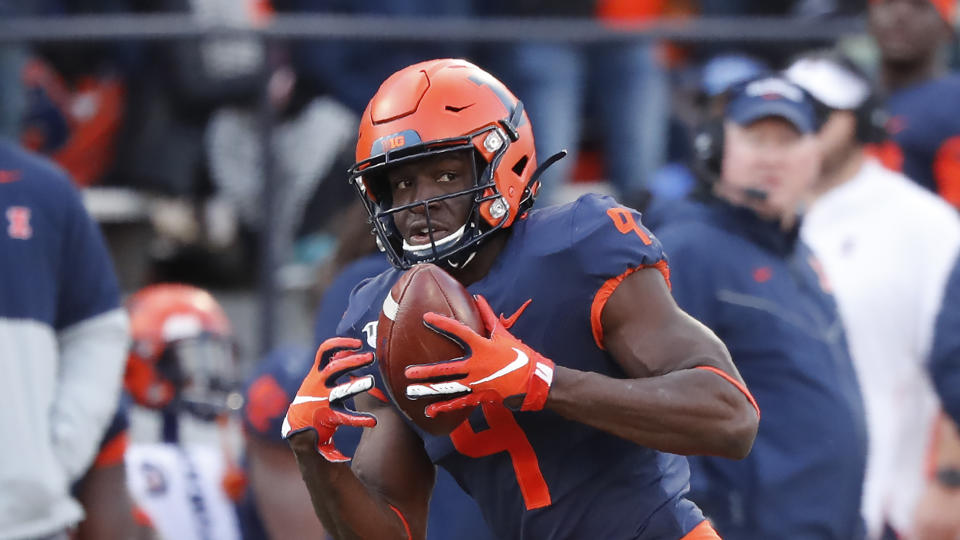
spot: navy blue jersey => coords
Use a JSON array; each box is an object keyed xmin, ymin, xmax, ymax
[
  {"xmin": 243, "ymin": 256, "xmax": 493, "ymax": 540},
  {"xmin": 339, "ymin": 194, "xmax": 706, "ymax": 540},
  {"xmin": 886, "ymin": 74, "xmax": 960, "ymax": 207},
  {"xmin": 313, "ymin": 254, "xmax": 393, "ymax": 348},
  {"xmin": 932, "ymin": 253, "xmax": 960, "ymax": 427},
  {"xmin": 654, "ymin": 199, "xmax": 867, "ymax": 540}
]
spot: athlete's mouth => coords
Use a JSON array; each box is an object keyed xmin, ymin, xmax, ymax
[
  {"xmin": 402, "ymin": 224, "xmax": 467, "ymax": 253},
  {"xmin": 408, "ymin": 226, "xmax": 450, "ymax": 246}
]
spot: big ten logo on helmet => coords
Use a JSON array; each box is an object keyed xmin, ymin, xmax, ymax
[
  {"xmin": 388, "ymin": 135, "xmax": 406, "ymax": 149},
  {"xmin": 362, "ymin": 320, "xmax": 377, "ymax": 349},
  {"xmin": 371, "ymin": 129, "xmax": 422, "ymax": 155},
  {"xmin": 6, "ymin": 206, "xmax": 32, "ymax": 240}
]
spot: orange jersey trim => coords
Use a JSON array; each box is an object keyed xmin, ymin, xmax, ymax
[
  {"xmin": 92, "ymin": 430, "xmax": 129, "ymax": 468},
  {"xmin": 681, "ymin": 520, "xmax": 723, "ymax": 540},
  {"xmin": 590, "ymin": 260, "xmax": 671, "ymax": 350},
  {"xmin": 388, "ymin": 504, "xmax": 412, "ymax": 540},
  {"xmin": 696, "ymin": 366, "xmax": 760, "ymax": 419}
]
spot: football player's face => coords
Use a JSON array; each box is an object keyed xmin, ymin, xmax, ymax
[
  {"xmin": 870, "ymin": 0, "xmax": 948, "ymax": 63},
  {"xmin": 721, "ymin": 117, "xmax": 821, "ymax": 219},
  {"xmin": 386, "ymin": 150, "xmax": 475, "ymax": 247}
]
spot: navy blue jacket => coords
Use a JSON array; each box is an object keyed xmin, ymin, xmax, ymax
[
  {"xmin": 654, "ymin": 199, "xmax": 867, "ymax": 540},
  {"xmin": 931, "ymin": 253, "xmax": 960, "ymax": 427}
]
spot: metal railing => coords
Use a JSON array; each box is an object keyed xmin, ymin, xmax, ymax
[
  {"xmin": 0, "ymin": 14, "xmax": 865, "ymax": 43},
  {"xmin": 0, "ymin": 13, "xmax": 867, "ymax": 354}
]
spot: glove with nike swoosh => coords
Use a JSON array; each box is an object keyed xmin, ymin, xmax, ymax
[
  {"xmin": 282, "ymin": 337, "xmax": 377, "ymax": 463},
  {"xmin": 404, "ymin": 295, "xmax": 555, "ymax": 416}
]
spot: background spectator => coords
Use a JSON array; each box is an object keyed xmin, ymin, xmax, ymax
[
  {"xmin": 870, "ymin": 0, "xmax": 960, "ymax": 207},
  {"xmin": 0, "ymin": 140, "xmax": 129, "ymax": 539},
  {"xmin": 482, "ymin": 0, "xmax": 670, "ymax": 205}
]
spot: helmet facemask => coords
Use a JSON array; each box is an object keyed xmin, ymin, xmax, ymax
[
  {"xmin": 156, "ymin": 333, "xmax": 243, "ymax": 421},
  {"xmin": 350, "ymin": 125, "xmax": 521, "ymax": 271}
]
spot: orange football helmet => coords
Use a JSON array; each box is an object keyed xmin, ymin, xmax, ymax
[
  {"xmin": 349, "ymin": 58, "xmax": 563, "ymax": 269},
  {"xmin": 125, "ymin": 283, "xmax": 241, "ymax": 420}
]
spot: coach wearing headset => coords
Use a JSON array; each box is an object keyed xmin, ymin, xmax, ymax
[{"xmin": 652, "ymin": 75, "xmax": 869, "ymax": 540}]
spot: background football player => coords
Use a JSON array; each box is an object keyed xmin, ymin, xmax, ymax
[{"xmin": 123, "ymin": 283, "xmax": 246, "ymax": 540}]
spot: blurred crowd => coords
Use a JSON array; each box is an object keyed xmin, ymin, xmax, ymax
[
  {"xmin": 3, "ymin": 0, "xmax": 960, "ymax": 539},
  {"xmin": 0, "ymin": 0, "xmax": 881, "ymax": 292}
]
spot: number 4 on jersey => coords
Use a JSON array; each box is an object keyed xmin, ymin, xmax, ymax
[
  {"xmin": 606, "ymin": 207, "xmax": 652, "ymax": 245},
  {"xmin": 450, "ymin": 403, "xmax": 552, "ymax": 510}
]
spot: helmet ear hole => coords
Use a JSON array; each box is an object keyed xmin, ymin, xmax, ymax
[{"xmin": 511, "ymin": 155, "xmax": 529, "ymax": 176}]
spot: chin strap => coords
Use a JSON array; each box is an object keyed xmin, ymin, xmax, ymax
[{"xmin": 523, "ymin": 150, "xmax": 567, "ymax": 204}]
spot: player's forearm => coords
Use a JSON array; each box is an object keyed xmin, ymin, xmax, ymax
[
  {"xmin": 546, "ymin": 365, "xmax": 757, "ymax": 459},
  {"xmin": 288, "ymin": 431, "xmax": 411, "ymax": 540}
]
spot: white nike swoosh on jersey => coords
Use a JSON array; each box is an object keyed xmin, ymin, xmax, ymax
[{"xmin": 471, "ymin": 348, "xmax": 528, "ymax": 386}]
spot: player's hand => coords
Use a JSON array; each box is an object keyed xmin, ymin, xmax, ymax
[
  {"xmin": 281, "ymin": 337, "xmax": 377, "ymax": 462},
  {"xmin": 404, "ymin": 295, "xmax": 554, "ymax": 416}
]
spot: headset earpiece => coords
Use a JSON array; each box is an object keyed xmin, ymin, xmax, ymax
[{"xmin": 692, "ymin": 118, "xmax": 725, "ymax": 183}]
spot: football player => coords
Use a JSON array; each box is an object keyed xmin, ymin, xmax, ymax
[
  {"xmin": 123, "ymin": 284, "xmax": 246, "ymax": 540},
  {"xmin": 870, "ymin": 0, "xmax": 960, "ymax": 207},
  {"xmin": 283, "ymin": 59, "xmax": 759, "ymax": 539}
]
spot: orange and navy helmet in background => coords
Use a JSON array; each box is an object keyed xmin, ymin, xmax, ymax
[
  {"xmin": 125, "ymin": 284, "xmax": 242, "ymax": 420},
  {"xmin": 349, "ymin": 58, "xmax": 562, "ymax": 269}
]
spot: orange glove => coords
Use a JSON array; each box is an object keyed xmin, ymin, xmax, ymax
[
  {"xmin": 282, "ymin": 337, "xmax": 377, "ymax": 462},
  {"xmin": 405, "ymin": 295, "xmax": 554, "ymax": 417}
]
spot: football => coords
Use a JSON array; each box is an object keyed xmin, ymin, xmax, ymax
[{"xmin": 377, "ymin": 263, "xmax": 483, "ymax": 435}]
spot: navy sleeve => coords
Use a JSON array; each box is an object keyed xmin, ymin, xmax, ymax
[
  {"xmin": 652, "ymin": 222, "xmax": 721, "ymax": 330},
  {"xmin": 312, "ymin": 254, "xmax": 392, "ymax": 347},
  {"xmin": 571, "ymin": 194, "xmax": 669, "ymax": 285},
  {"xmin": 243, "ymin": 346, "xmax": 314, "ymax": 443},
  {"xmin": 245, "ymin": 256, "xmax": 391, "ymax": 443},
  {"xmin": 931, "ymin": 256, "xmax": 960, "ymax": 426},
  {"xmin": 55, "ymin": 180, "xmax": 121, "ymax": 330}
]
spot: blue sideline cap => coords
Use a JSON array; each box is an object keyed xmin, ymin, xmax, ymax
[{"xmin": 725, "ymin": 76, "xmax": 817, "ymax": 134}]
